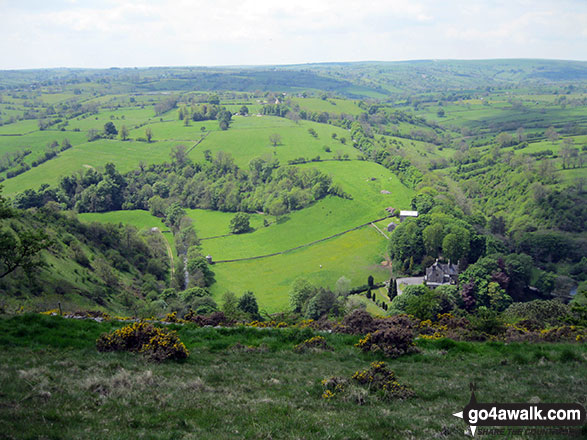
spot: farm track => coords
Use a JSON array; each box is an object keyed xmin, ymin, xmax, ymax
[
  {"xmin": 154, "ymin": 228, "xmax": 175, "ymax": 280},
  {"xmin": 370, "ymin": 222, "xmax": 390, "ymax": 240}
]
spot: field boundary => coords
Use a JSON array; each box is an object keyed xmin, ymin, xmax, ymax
[
  {"xmin": 186, "ymin": 131, "xmax": 210, "ymax": 154},
  {"xmin": 212, "ymin": 214, "xmax": 394, "ymax": 264}
]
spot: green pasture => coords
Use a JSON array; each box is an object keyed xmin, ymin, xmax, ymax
[
  {"xmin": 290, "ymin": 97, "xmax": 363, "ymax": 115},
  {"xmin": 129, "ymin": 119, "xmax": 218, "ymax": 142},
  {"xmin": 223, "ymin": 104, "xmax": 263, "ymax": 114},
  {"xmin": 503, "ymin": 135, "xmax": 587, "ymax": 156},
  {"xmin": 38, "ymin": 92, "xmax": 78, "ymax": 104},
  {"xmin": 200, "ymin": 161, "xmax": 412, "ymax": 260},
  {"xmin": 2, "ymin": 139, "xmax": 179, "ymax": 195},
  {"xmin": 65, "ymin": 106, "xmax": 157, "ymax": 132},
  {"xmin": 209, "ymin": 225, "xmax": 390, "ymax": 312},
  {"xmin": 190, "ymin": 116, "xmax": 359, "ymax": 168},
  {"xmin": 0, "ymin": 119, "xmax": 40, "ymax": 135},
  {"xmin": 186, "ymin": 209, "xmax": 266, "ymax": 239},
  {"xmin": 0, "ymin": 130, "xmax": 87, "ymax": 157},
  {"xmin": 421, "ymin": 102, "xmax": 587, "ymax": 135},
  {"xmin": 558, "ymin": 167, "xmax": 587, "ymax": 183}
]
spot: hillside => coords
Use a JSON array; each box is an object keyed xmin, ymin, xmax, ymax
[
  {"xmin": 0, "ymin": 314, "xmax": 585, "ymax": 439},
  {"xmin": 0, "ymin": 60, "xmax": 585, "ymax": 316}
]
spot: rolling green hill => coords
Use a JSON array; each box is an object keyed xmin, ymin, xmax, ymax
[{"xmin": 0, "ymin": 60, "xmax": 585, "ymax": 316}]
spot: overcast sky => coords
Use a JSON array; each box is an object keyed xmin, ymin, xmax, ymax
[{"xmin": 0, "ymin": 0, "xmax": 585, "ymax": 69}]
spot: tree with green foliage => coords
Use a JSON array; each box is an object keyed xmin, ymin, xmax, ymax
[
  {"xmin": 221, "ymin": 291, "xmax": 240, "ymax": 320},
  {"xmin": 164, "ymin": 203, "xmax": 185, "ymax": 231},
  {"xmin": 335, "ymin": 276, "xmax": 351, "ymax": 297},
  {"xmin": 0, "ymin": 229, "xmax": 51, "ymax": 279},
  {"xmin": 269, "ymin": 133, "xmax": 281, "ymax": 147},
  {"xmin": 186, "ymin": 247, "xmax": 215, "ymax": 288},
  {"xmin": 104, "ymin": 122, "xmax": 118, "ymax": 137},
  {"xmin": 145, "ymin": 127, "xmax": 153, "ymax": 142},
  {"xmin": 217, "ymin": 108, "xmax": 232, "ymax": 130},
  {"xmin": 119, "ymin": 125, "xmax": 129, "ymax": 141},
  {"xmin": 239, "ymin": 105, "xmax": 249, "ymax": 116},
  {"xmin": 304, "ymin": 288, "xmax": 339, "ymax": 320},
  {"xmin": 238, "ymin": 291, "xmax": 260, "ymax": 319},
  {"xmin": 171, "ymin": 145, "xmax": 189, "ymax": 168},
  {"xmin": 422, "ymin": 223, "xmax": 444, "ymax": 257},
  {"xmin": 0, "ymin": 188, "xmax": 51, "ymax": 279},
  {"xmin": 289, "ymin": 278, "xmax": 315, "ymax": 313},
  {"xmin": 229, "ymin": 212, "xmax": 251, "ymax": 234}
]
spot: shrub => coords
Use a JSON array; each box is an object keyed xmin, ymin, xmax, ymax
[
  {"xmin": 351, "ymin": 361, "xmax": 415, "ymax": 400},
  {"xmin": 340, "ymin": 309, "xmax": 376, "ymax": 334},
  {"xmin": 503, "ymin": 300, "xmax": 571, "ymax": 327},
  {"xmin": 294, "ymin": 335, "xmax": 332, "ymax": 353},
  {"xmin": 96, "ymin": 321, "xmax": 188, "ymax": 362},
  {"xmin": 356, "ymin": 326, "xmax": 418, "ymax": 358},
  {"xmin": 468, "ymin": 308, "xmax": 506, "ymax": 338},
  {"xmin": 322, "ymin": 361, "xmax": 415, "ymax": 403},
  {"xmin": 184, "ymin": 311, "xmax": 229, "ymax": 327}
]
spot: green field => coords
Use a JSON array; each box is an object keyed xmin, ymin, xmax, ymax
[
  {"xmin": 2, "ymin": 139, "xmax": 180, "ymax": 195},
  {"xmin": 209, "ymin": 226, "xmax": 390, "ymax": 312},
  {"xmin": 290, "ymin": 97, "xmax": 364, "ymax": 115},
  {"xmin": 190, "ymin": 116, "xmax": 359, "ymax": 167},
  {"xmin": 186, "ymin": 209, "xmax": 266, "ymax": 239},
  {"xmin": 200, "ymin": 161, "xmax": 413, "ymax": 260},
  {"xmin": 74, "ymin": 158, "xmax": 412, "ymax": 311}
]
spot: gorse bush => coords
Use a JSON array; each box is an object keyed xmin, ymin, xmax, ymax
[
  {"xmin": 356, "ymin": 326, "xmax": 418, "ymax": 358},
  {"xmin": 503, "ymin": 300, "xmax": 571, "ymax": 327},
  {"xmin": 322, "ymin": 361, "xmax": 415, "ymax": 403},
  {"xmin": 351, "ymin": 361, "xmax": 416, "ymax": 400},
  {"xmin": 293, "ymin": 335, "xmax": 332, "ymax": 353},
  {"xmin": 96, "ymin": 322, "xmax": 188, "ymax": 362}
]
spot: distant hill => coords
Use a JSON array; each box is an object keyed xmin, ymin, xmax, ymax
[{"xmin": 1, "ymin": 59, "xmax": 585, "ymax": 98}]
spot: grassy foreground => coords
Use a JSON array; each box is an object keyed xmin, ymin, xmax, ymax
[{"xmin": 0, "ymin": 315, "xmax": 585, "ymax": 439}]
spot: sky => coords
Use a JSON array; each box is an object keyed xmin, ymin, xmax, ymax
[{"xmin": 0, "ymin": 0, "xmax": 585, "ymax": 69}]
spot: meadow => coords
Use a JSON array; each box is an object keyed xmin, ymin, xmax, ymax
[
  {"xmin": 2, "ymin": 138, "xmax": 181, "ymax": 195},
  {"xmin": 189, "ymin": 116, "xmax": 360, "ymax": 168},
  {"xmin": 0, "ymin": 314, "xmax": 584, "ymax": 440}
]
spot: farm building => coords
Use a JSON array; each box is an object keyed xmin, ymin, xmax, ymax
[
  {"xmin": 399, "ymin": 210, "xmax": 418, "ymax": 222},
  {"xmin": 424, "ymin": 260, "xmax": 459, "ymax": 288},
  {"xmin": 386, "ymin": 222, "xmax": 398, "ymax": 232}
]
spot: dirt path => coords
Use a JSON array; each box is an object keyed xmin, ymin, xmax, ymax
[
  {"xmin": 370, "ymin": 222, "xmax": 389, "ymax": 239},
  {"xmin": 154, "ymin": 228, "xmax": 174, "ymax": 280}
]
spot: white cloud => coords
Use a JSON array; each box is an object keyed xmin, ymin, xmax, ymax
[{"xmin": 0, "ymin": 0, "xmax": 585, "ymax": 68}]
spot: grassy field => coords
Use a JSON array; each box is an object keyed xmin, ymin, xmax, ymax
[
  {"xmin": 2, "ymin": 139, "xmax": 180, "ymax": 195},
  {"xmin": 197, "ymin": 160, "xmax": 411, "ymax": 310},
  {"xmin": 209, "ymin": 226, "xmax": 390, "ymax": 312},
  {"xmin": 185, "ymin": 209, "xmax": 266, "ymax": 239},
  {"xmin": 190, "ymin": 116, "xmax": 359, "ymax": 168},
  {"xmin": 290, "ymin": 97, "xmax": 364, "ymax": 116},
  {"xmin": 0, "ymin": 130, "xmax": 87, "ymax": 158},
  {"xmin": 0, "ymin": 314, "xmax": 585, "ymax": 440},
  {"xmin": 71, "ymin": 159, "xmax": 412, "ymax": 311}
]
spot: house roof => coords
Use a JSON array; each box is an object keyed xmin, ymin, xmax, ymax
[{"xmin": 399, "ymin": 210, "xmax": 418, "ymax": 217}]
